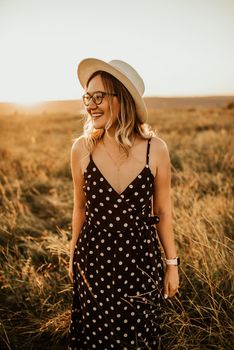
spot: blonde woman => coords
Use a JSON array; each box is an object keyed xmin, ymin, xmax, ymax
[{"xmin": 68, "ymin": 58, "xmax": 180, "ymax": 350}]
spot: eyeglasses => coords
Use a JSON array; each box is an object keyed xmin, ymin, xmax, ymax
[{"xmin": 82, "ymin": 91, "xmax": 117, "ymax": 106}]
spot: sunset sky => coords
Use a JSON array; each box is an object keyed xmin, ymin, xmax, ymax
[{"xmin": 0, "ymin": 0, "xmax": 234, "ymax": 103}]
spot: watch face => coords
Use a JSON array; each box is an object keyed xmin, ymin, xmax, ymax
[{"xmin": 177, "ymin": 257, "xmax": 180, "ymax": 265}]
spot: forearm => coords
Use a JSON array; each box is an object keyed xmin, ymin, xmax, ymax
[
  {"xmin": 156, "ymin": 212, "xmax": 177, "ymax": 259},
  {"xmin": 69, "ymin": 207, "xmax": 86, "ymax": 261}
]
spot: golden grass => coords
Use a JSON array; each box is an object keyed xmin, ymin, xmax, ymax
[{"xmin": 0, "ymin": 107, "xmax": 233, "ymax": 349}]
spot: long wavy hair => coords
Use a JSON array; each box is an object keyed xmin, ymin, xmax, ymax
[{"xmin": 77, "ymin": 70, "xmax": 157, "ymax": 157}]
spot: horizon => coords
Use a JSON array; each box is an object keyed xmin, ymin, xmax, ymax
[
  {"xmin": 0, "ymin": 95, "xmax": 233, "ymax": 116},
  {"xmin": 1, "ymin": 93, "xmax": 234, "ymax": 106}
]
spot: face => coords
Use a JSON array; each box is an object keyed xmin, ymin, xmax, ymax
[{"xmin": 84, "ymin": 74, "xmax": 119, "ymax": 130}]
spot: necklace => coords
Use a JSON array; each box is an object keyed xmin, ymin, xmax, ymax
[
  {"xmin": 102, "ymin": 136, "xmax": 137, "ymax": 167},
  {"xmin": 101, "ymin": 136, "xmax": 137, "ymax": 192}
]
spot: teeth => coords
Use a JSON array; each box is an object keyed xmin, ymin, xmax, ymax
[{"xmin": 92, "ymin": 114, "xmax": 102, "ymax": 117}]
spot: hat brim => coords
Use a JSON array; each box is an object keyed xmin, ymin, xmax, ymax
[{"xmin": 77, "ymin": 58, "xmax": 148, "ymax": 123}]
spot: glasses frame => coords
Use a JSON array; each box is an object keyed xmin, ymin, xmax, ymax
[{"xmin": 82, "ymin": 90, "xmax": 118, "ymax": 106}]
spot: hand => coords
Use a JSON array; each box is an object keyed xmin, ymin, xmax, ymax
[
  {"xmin": 163, "ymin": 265, "xmax": 180, "ymax": 299},
  {"xmin": 69, "ymin": 258, "xmax": 74, "ymax": 284}
]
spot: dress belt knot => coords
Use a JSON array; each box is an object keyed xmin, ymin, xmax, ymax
[{"xmin": 143, "ymin": 215, "xmax": 160, "ymax": 225}]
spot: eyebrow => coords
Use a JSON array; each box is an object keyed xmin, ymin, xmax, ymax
[{"xmin": 84, "ymin": 90, "xmax": 105, "ymax": 95}]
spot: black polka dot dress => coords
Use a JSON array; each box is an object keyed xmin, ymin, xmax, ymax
[{"xmin": 68, "ymin": 137, "xmax": 165, "ymax": 350}]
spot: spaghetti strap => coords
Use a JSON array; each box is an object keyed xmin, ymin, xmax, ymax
[{"xmin": 146, "ymin": 137, "xmax": 151, "ymax": 165}]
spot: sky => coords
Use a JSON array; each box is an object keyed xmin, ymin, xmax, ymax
[{"xmin": 0, "ymin": 0, "xmax": 234, "ymax": 103}]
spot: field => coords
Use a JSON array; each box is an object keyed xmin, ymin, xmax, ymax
[{"xmin": 0, "ymin": 102, "xmax": 234, "ymax": 349}]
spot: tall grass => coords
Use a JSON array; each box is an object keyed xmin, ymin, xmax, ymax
[{"xmin": 0, "ymin": 107, "xmax": 233, "ymax": 349}]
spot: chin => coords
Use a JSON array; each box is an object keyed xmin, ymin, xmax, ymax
[
  {"xmin": 94, "ymin": 127, "xmax": 104, "ymax": 130},
  {"xmin": 93, "ymin": 122, "xmax": 106, "ymax": 130}
]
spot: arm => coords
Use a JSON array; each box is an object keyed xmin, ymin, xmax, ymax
[
  {"xmin": 152, "ymin": 138, "xmax": 179, "ymax": 298},
  {"xmin": 152, "ymin": 138, "xmax": 177, "ymax": 260},
  {"xmin": 69, "ymin": 137, "xmax": 87, "ymax": 264}
]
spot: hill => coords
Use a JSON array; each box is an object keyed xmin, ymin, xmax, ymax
[{"xmin": 0, "ymin": 95, "xmax": 233, "ymax": 116}]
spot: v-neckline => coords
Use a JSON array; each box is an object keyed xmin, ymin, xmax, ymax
[{"xmin": 85, "ymin": 157, "xmax": 154, "ymax": 197}]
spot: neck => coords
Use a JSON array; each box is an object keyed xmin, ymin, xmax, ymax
[
  {"xmin": 103, "ymin": 128, "xmax": 117, "ymax": 143},
  {"xmin": 102, "ymin": 130, "xmax": 137, "ymax": 147}
]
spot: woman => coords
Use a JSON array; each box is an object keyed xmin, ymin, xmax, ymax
[{"xmin": 68, "ymin": 58, "xmax": 180, "ymax": 350}]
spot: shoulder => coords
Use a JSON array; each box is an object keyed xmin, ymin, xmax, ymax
[
  {"xmin": 71, "ymin": 135, "xmax": 89, "ymax": 159},
  {"xmin": 150, "ymin": 136, "xmax": 170, "ymax": 160}
]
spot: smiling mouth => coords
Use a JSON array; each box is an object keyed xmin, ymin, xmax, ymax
[{"xmin": 91, "ymin": 113, "xmax": 103, "ymax": 119}]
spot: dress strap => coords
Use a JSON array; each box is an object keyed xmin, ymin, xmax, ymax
[{"xmin": 146, "ymin": 138, "xmax": 151, "ymax": 165}]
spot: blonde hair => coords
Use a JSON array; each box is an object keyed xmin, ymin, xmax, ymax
[{"xmin": 77, "ymin": 70, "xmax": 157, "ymax": 157}]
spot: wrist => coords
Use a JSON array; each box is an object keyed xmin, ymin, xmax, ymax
[
  {"xmin": 166, "ymin": 264, "xmax": 178, "ymax": 268},
  {"xmin": 164, "ymin": 256, "xmax": 180, "ymax": 266}
]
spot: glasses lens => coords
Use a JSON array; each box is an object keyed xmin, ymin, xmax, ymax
[{"xmin": 93, "ymin": 92, "xmax": 103, "ymax": 105}]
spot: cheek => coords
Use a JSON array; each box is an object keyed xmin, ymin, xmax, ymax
[
  {"xmin": 112, "ymin": 100, "xmax": 120, "ymax": 116},
  {"xmin": 101, "ymin": 99, "xmax": 119, "ymax": 119},
  {"xmin": 103, "ymin": 101, "xmax": 116, "ymax": 117}
]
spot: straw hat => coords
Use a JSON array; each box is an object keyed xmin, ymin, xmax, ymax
[{"xmin": 77, "ymin": 58, "xmax": 148, "ymax": 123}]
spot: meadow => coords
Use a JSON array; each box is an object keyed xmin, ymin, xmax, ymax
[{"xmin": 0, "ymin": 103, "xmax": 233, "ymax": 349}]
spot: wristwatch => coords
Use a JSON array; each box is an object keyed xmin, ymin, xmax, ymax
[{"xmin": 165, "ymin": 256, "xmax": 180, "ymax": 266}]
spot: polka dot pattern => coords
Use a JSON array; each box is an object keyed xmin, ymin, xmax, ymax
[{"xmin": 68, "ymin": 138, "xmax": 165, "ymax": 350}]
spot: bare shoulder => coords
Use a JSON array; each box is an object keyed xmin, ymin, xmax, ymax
[
  {"xmin": 71, "ymin": 135, "xmax": 89, "ymax": 160},
  {"xmin": 150, "ymin": 135, "xmax": 170, "ymax": 162}
]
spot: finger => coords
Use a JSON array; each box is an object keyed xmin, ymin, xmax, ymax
[
  {"xmin": 69, "ymin": 273, "xmax": 73, "ymax": 283},
  {"xmin": 163, "ymin": 284, "xmax": 169, "ymax": 299},
  {"xmin": 170, "ymin": 289, "xmax": 179, "ymax": 298},
  {"xmin": 168, "ymin": 285, "xmax": 177, "ymax": 298}
]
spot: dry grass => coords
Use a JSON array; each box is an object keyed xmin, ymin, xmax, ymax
[{"xmin": 0, "ymin": 107, "xmax": 233, "ymax": 349}]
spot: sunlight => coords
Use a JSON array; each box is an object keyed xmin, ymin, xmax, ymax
[{"xmin": 14, "ymin": 98, "xmax": 44, "ymax": 107}]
